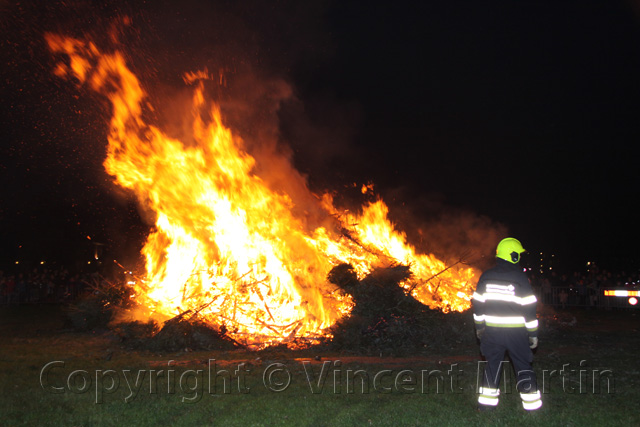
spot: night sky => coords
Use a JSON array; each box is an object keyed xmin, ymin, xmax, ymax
[{"xmin": 2, "ymin": 0, "xmax": 640, "ymax": 273}]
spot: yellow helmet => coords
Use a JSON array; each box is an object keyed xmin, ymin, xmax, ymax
[{"xmin": 496, "ymin": 237, "xmax": 526, "ymax": 264}]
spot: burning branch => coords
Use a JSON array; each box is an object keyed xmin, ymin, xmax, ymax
[
  {"xmin": 337, "ymin": 223, "xmax": 396, "ymax": 265},
  {"xmin": 251, "ymin": 282, "xmax": 276, "ymax": 324},
  {"xmin": 407, "ymin": 251, "xmax": 472, "ymax": 295}
]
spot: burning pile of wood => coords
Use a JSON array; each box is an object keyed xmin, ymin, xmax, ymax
[
  {"xmin": 66, "ymin": 276, "xmax": 239, "ymax": 351},
  {"xmin": 113, "ymin": 314, "xmax": 239, "ymax": 352},
  {"xmin": 48, "ymin": 33, "xmax": 479, "ymax": 352},
  {"xmin": 66, "ymin": 264, "xmax": 475, "ymax": 355}
]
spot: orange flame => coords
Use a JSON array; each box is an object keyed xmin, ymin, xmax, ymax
[{"xmin": 46, "ymin": 34, "xmax": 477, "ymax": 347}]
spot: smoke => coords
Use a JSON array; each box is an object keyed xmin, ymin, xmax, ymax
[
  {"xmin": 96, "ymin": 1, "xmax": 507, "ymax": 268},
  {"xmin": 379, "ymin": 187, "xmax": 508, "ymax": 272},
  {"xmin": 108, "ymin": 0, "xmax": 361, "ymax": 233},
  {"xmin": 2, "ymin": 0, "xmax": 508, "ymax": 271}
]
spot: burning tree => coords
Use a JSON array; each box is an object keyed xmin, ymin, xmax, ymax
[{"xmin": 46, "ymin": 34, "xmax": 477, "ymax": 349}]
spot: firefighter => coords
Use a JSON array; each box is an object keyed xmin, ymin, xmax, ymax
[{"xmin": 473, "ymin": 237, "xmax": 542, "ymax": 412}]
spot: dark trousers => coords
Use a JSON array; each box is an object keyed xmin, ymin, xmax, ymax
[{"xmin": 480, "ymin": 327, "xmax": 537, "ymax": 394}]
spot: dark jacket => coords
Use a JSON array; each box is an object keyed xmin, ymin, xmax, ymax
[{"xmin": 472, "ymin": 259, "xmax": 538, "ymax": 338}]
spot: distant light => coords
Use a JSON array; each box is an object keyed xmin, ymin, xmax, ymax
[
  {"xmin": 630, "ymin": 297, "xmax": 638, "ymax": 306},
  {"xmin": 15, "ymin": 261, "xmax": 19, "ymax": 265},
  {"xmin": 40, "ymin": 261, "xmax": 45, "ymax": 265},
  {"xmin": 587, "ymin": 262, "xmax": 591, "ymax": 266},
  {"xmin": 605, "ymin": 290, "xmax": 640, "ymax": 297},
  {"xmin": 87, "ymin": 261, "xmax": 91, "ymax": 264},
  {"xmin": 549, "ymin": 267, "xmax": 553, "ymax": 270}
]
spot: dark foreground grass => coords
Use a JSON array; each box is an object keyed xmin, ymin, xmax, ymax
[{"xmin": 1, "ymin": 305, "xmax": 639, "ymax": 426}]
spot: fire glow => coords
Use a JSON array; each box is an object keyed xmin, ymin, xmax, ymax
[{"xmin": 46, "ymin": 34, "xmax": 477, "ymax": 347}]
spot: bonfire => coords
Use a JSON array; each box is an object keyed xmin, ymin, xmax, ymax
[{"xmin": 47, "ymin": 34, "xmax": 477, "ymax": 349}]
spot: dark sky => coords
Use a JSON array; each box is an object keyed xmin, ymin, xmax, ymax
[{"xmin": 2, "ymin": 0, "xmax": 640, "ymax": 273}]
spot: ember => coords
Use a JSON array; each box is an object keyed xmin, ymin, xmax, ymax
[{"xmin": 46, "ymin": 34, "xmax": 477, "ymax": 348}]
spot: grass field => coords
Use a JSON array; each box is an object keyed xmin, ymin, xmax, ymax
[{"xmin": 1, "ymin": 304, "xmax": 638, "ymax": 426}]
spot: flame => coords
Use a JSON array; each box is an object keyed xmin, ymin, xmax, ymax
[{"xmin": 46, "ymin": 34, "xmax": 477, "ymax": 347}]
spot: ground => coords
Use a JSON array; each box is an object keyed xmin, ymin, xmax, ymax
[{"xmin": 1, "ymin": 304, "xmax": 639, "ymax": 426}]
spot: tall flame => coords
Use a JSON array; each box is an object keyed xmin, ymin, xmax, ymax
[{"xmin": 46, "ymin": 35, "xmax": 477, "ymax": 347}]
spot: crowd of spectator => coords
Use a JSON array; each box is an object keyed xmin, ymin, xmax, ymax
[
  {"xmin": 0, "ymin": 267, "xmax": 96, "ymax": 305},
  {"xmin": 529, "ymin": 266, "xmax": 640, "ymax": 309}
]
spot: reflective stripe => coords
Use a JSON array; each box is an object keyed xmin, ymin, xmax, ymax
[
  {"xmin": 478, "ymin": 396, "xmax": 499, "ymax": 406},
  {"xmin": 484, "ymin": 315, "xmax": 526, "ymax": 327},
  {"xmin": 484, "ymin": 293, "xmax": 519, "ymax": 303},
  {"xmin": 472, "ymin": 292, "xmax": 486, "ymax": 302},
  {"xmin": 486, "ymin": 283, "xmax": 514, "ymax": 290},
  {"xmin": 520, "ymin": 391, "xmax": 542, "ymax": 410},
  {"xmin": 477, "ymin": 292, "xmax": 537, "ymax": 305},
  {"xmin": 525, "ymin": 319, "xmax": 539, "ymax": 330},
  {"xmin": 520, "ymin": 390, "xmax": 541, "ymax": 401},
  {"xmin": 522, "ymin": 399, "xmax": 542, "ymax": 410},
  {"xmin": 486, "ymin": 289, "xmax": 514, "ymax": 296},
  {"xmin": 478, "ymin": 387, "xmax": 500, "ymax": 406},
  {"xmin": 473, "ymin": 313, "xmax": 485, "ymax": 322}
]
